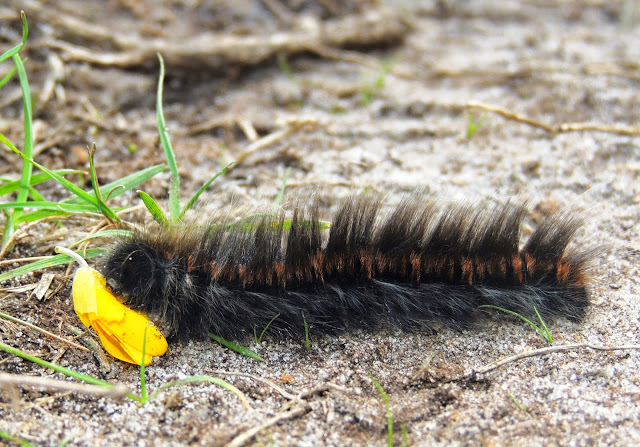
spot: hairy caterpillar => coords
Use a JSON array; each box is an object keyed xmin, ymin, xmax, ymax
[{"xmin": 100, "ymin": 195, "xmax": 591, "ymax": 340}]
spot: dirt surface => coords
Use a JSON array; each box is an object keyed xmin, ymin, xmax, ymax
[{"xmin": 1, "ymin": 1, "xmax": 639, "ymax": 446}]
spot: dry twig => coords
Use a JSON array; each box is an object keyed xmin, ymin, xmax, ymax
[
  {"xmin": 465, "ymin": 343, "xmax": 640, "ymax": 379},
  {"xmin": 0, "ymin": 372, "xmax": 129, "ymax": 398},
  {"xmin": 467, "ymin": 101, "xmax": 640, "ymax": 136}
]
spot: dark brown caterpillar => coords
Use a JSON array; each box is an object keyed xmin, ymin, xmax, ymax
[{"xmin": 100, "ymin": 195, "xmax": 591, "ymax": 340}]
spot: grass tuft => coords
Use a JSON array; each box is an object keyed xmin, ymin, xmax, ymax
[
  {"xmin": 479, "ymin": 304, "xmax": 554, "ymax": 344},
  {"xmin": 254, "ymin": 313, "xmax": 281, "ymax": 344}
]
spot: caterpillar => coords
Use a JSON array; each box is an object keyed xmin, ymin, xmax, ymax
[{"xmin": 100, "ymin": 195, "xmax": 591, "ymax": 341}]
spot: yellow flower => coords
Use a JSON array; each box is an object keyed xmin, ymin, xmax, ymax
[{"xmin": 58, "ymin": 247, "xmax": 168, "ymax": 365}]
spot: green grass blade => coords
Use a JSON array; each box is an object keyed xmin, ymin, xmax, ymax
[
  {"xmin": 401, "ymin": 425, "xmax": 409, "ymax": 447},
  {"xmin": 0, "ymin": 134, "xmax": 119, "ymax": 220},
  {"xmin": 533, "ymin": 305, "xmax": 553, "ymax": 344},
  {"xmin": 370, "ymin": 374, "xmax": 393, "ymax": 447},
  {"xmin": 156, "ymin": 53, "xmax": 180, "ymax": 222},
  {"xmin": 26, "ymin": 185, "xmax": 45, "ymax": 201},
  {"xmin": 0, "ymin": 430, "xmax": 33, "ymax": 447},
  {"xmin": 270, "ymin": 167, "xmax": 291, "ymax": 214},
  {"xmin": 0, "ymin": 165, "xmax": 164, "ymax": 204},
  {"xmin": 140, "ymin": 326, "xmax": 148, "ymax": 404},
  {"xmin": 302, "ymin": 313, "xmax": 310, "ymax": 350},
  {"xmin": 256, "ymin": 313, "xmax": 280, "ymax": 344},
  {"xmin": 0, "ymin": 201, "xmax": 121, "ymax": 213},
  {"xmin": 281, "ymin": 219, "xmax": 331, "ymax": 231},
  {"xmin": 11, "ymin": 55, "xmax": 33, "ymax": 226},
  {"xmin": 0, "ymin": 11, "xmax": 28, "ymax": 63},
  {"xmin": 0, "ymin": 340, "xmax": 141, "ymax": 402},
  {"xmin": 208, "ymin": 333, "xmax": 265, "ymax": 362},
  {"xmin": 85, "ymin": 145, "xmax": 116, "ymax": 219},
  {"xmin": 478, "ymin": 305, "xmax": 552, "ymax": 343},
  {"xmin": 0, "ymin": 248, "xmax": 103, "ymax": 282},
  {"xmin": 138, "ymin": 190, "xmax": 169, "ymax": 227},
  {"xmin": 64, "ymin": 164, "xmax": 166, "ymax": 204},
  {"xmin": 178, "ymin": 163, "xmax": 232, "ymax": 220},
  {"xmin": 13, "ymin": 209, "xmax": 71, "ymax": 224},
  {"xmin": 0, "ymin": 66, "xmax": 17, "ymax": 89},
  {"xmin": 466, "ymin": 112, "xmax": 488, "ymax": 139},
  {"xmin": 1, "ymin": 210, "xmax": 15, "ymax": 250},
  {"xmin": 4, "ymin": 165, "xmax": 163, "ymax": 224},
  {"xmin": 0, "ymin": 341, "xmax": 121, "ymax": 390},
  {"xmin": 507, "ymin": 391, "xmax": 530, "ymax": 412},
  {"xmin": 147, "ymin": 375, "xmax": 250, "ymax": 408}
]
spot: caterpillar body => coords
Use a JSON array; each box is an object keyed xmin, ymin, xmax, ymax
[{"xmin": 100, "ymin": 196, "xmax": 591, "ymax": 340}]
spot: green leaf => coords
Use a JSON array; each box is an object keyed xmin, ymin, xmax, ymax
[
  {"xmin": 138, "ymin": 190, "xmax": 169, "ymax": 227},
  {"xmin": 208, "ymin": 333, "xmax": 265, "ymax": 362}
]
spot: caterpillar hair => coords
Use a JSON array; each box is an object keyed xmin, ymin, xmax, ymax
[{"xmin": 100, "ymin": 195, "xmax": 592, "ymax": 340}]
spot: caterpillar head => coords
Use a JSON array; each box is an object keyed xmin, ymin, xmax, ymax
[{"xmin": 100, "ymin": 241, "xmax": 168, "ymax": 313}]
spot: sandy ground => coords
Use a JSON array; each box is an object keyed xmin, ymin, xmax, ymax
[{"xmin": 1, "ymin": 1, "xmax": 639, "ymax": 446}]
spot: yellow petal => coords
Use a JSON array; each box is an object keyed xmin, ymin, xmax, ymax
[
  {"xmin": 92, "ymin": 319, "xmax": 146, "ymax": 364},
  {"xmin": 92, "ymin": 319, "xmax": 157, "ymax": 365},
  {"xmin": 93, "ymin": 288, "xmax": 168, "ymax": 357},
  {"xmin": 72, "ymin": 266, "xmax": 168, "ymax": 364},
  {"xmin": 71, "ymin": 266, "xmax": 99, "ymax": 327}
]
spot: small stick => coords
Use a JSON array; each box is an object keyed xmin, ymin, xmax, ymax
[
  {"xmin": 0, "ymin": 372, "xmax": 129, "ymax": 398},
  {"xmin": 466, "ymin": 343, "xmax": 640, "ymax": 378},
  {"xmin": 467, "ymin": 101, "xmax": 640, "ymax": 136},
  {"xmin": 466, "ymin": 101, "xmax": 556, "ymax": 133}
]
